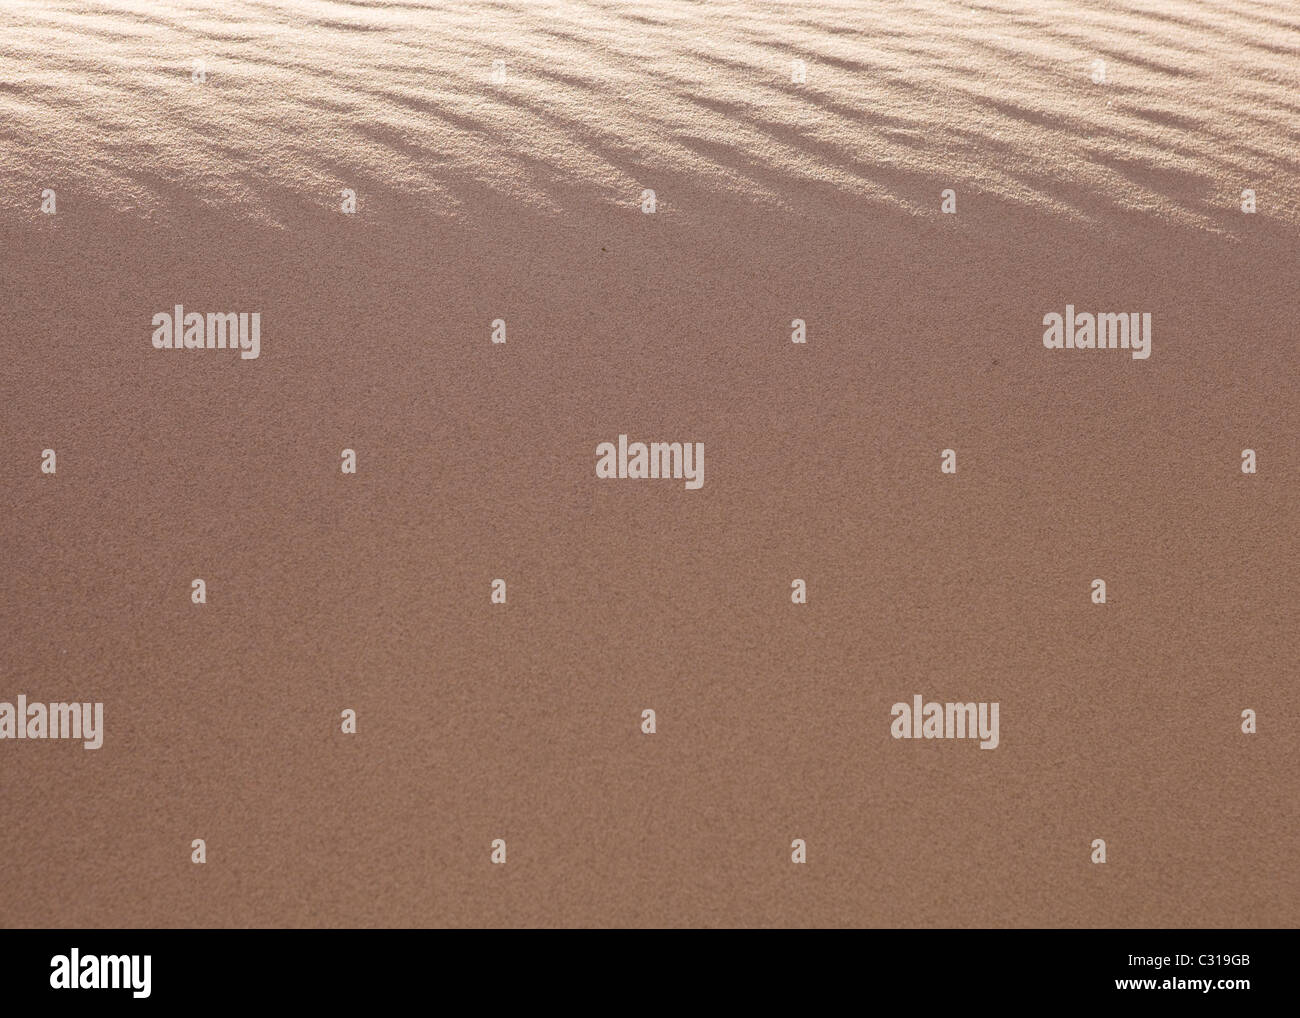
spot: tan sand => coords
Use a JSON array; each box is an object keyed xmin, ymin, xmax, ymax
[{"xmin": 0, "ymin": 0, "xmax": 1297, "ymax": 927}]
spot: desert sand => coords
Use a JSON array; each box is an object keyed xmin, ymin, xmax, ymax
[{"xmin": 1, "ymin": 0, "xmax": 1297, "ymax": 928}]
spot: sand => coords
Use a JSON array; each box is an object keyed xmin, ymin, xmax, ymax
[{"xmin": 1, "ymin": 0, "xmax": 1297, "ymax": 928}]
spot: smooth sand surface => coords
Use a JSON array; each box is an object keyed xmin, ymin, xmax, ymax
[{"xmin": 1, "ymin": 0, "xmax": 1297, "ymax": 927}]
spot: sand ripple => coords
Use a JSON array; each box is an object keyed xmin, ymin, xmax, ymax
[{"xmin": 1, "ymin": 0, "xmax": 1297, "ymax": 231}]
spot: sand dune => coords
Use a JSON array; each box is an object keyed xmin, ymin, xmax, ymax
[
  {"xmin": 2, "ymin": 2, "xmax": 1297, "ymax": 929},
  {"xmin": 2, "ymin": 0, "xmax": 1297, "ymax": 231}
]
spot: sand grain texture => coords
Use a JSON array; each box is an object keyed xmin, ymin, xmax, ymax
[{"xmin": 1, "ymin": 0, "xmax": 1297, "ymax": 928}]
